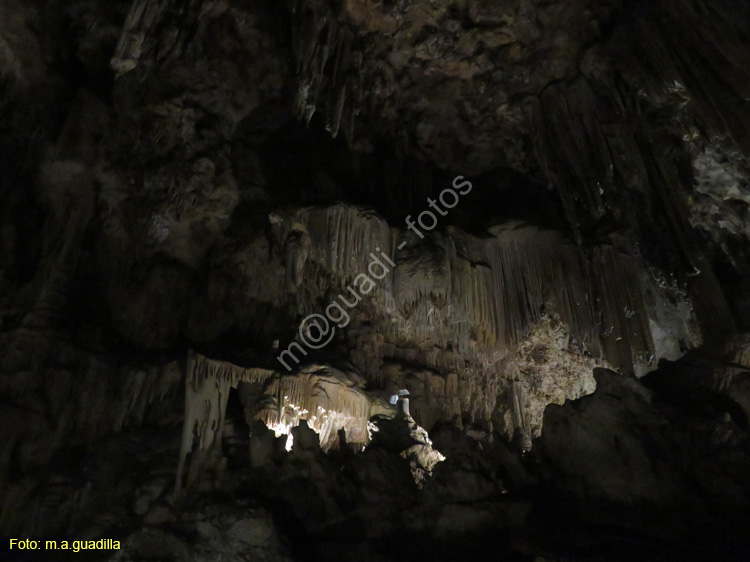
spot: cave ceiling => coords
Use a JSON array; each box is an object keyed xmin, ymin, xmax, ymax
[{"xmin": 2, "ymin": 0, "xmax": 750, "ymax": 557}]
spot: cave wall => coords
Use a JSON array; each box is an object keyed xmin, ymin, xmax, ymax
[{"xmin": 0, "ymin": 0, "xmax": 749, "ymax": 555}]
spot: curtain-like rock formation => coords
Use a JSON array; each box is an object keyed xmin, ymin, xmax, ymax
[{"xmin": 1, "ymin": 0, "xmax": 749, "ymax": 559}]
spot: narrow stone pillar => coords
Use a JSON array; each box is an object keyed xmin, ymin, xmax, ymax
[{"xmin": 399, "ymin": 397, "xmax": 410, "ymax": 416}]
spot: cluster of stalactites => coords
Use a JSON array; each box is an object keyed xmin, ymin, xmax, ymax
[
  {"xmin": 450, "ymin": 226, "xmax": 600, "ymax": 352},
  {"xmin": 110, "ymin": 0, "xmax": 209, "ymax": 76},
  {"xmin": 289, "ymin": 0, "xmax": 360, "ymax": 139},
  {"xmin": 284, "ymin": 205, "xmax": 395, "ymax": 292},
  {"xmin": 189, "ymin": 353, "xmax": 276, "ymax": 388},
  {"xmin": 259, "ymin": 368, "xmax": 373, "ymax": 448},
  {"xmin": 182, "ymin": 354, "xmax": 376, "ymax": 461},
  {"xmin": 277, "ymin": 205, "xmax": 663, "ymax": 374}
]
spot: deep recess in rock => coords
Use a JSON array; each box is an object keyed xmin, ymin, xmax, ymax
[{"xmin": 1, "ymin": 0, "xmax": 749, "ymax": 561}]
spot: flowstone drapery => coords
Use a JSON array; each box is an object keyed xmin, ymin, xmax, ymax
[
  {"xmin": 269, "ymin": 205, "xmax": 703, "ymax": 440},
  {"xmin": 175, "ymin": 352, "xmax": 386, "ymax": 493}
]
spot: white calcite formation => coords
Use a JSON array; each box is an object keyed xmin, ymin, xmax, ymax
[
  {"xmin": 176, "ymin": 352, "xmax": 393, "ymax": 493},
  {"xmin": 175, "ymin": 200, "xmax": 706, "ymax": 488},
  {"xmin": 265, "ymin": 204, "xmax": 702, "ymax": 441}
]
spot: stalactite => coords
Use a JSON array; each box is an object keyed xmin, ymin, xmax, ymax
[
  {"xmin": 177, "ymin": 352, "xmax": 233, "ymax": 494},
  {"xmin": 619, "ymin": 0, "xmax": 750, "ymax": 154},
  {"xmin": 190, "ymin": 353, "xmax": 275, "ymax": 388},
  {"xmin": 283, "ymin": 206, "xmax": 394, "ymax": 296},
  {"xmin": 444, "ymin": 372, "xmax": 460, "ymax": 420},
  {"xmin": 326, "ymin": 29, "xmax": 351, "ymax": 139},
  {"xmin": 289, "ymin": 0, "xmax": 357, "ymax": 144},
  {"xmin": 510, "ymin": 381, "xmax": 532, "ymax": 451},
  {"xmin": 271, "ymin": 204, "xmax": 706, "ymax": 431},
  {"xmin": 181, "ymin": 353, "xmax": 381, "ymax": 471},
  {"xmin": 328, "ymin": 83, "xmax": 347, "ymax": 138},
  {"xmin": 448, "ymin": 225, "xmax": 600, "ymax": 358},
  {"xmin": 111, "ymin": 0, "xmax": 169, "ymax": 75},
  {"xmin": 592, "ymin": 246, "xmax": 655, "ymax": 375}
]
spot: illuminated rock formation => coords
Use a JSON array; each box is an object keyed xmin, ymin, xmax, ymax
[{"xmin": 0, "ymin": 0, "xmax": 749, "ymax": 559}]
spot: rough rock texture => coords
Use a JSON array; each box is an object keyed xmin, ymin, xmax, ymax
[
  {"xmin": 368, "ymin": 413, "xmax": 445, "ymax": 487},
  {"xmin": 109, "ymin": 505, "xmax": 294, "ymax": 562},
  {"xmin": 535, "ymin": 359, "xmax": 750, "ymax": 561},
  {"xmin": 1, "ymin": 0, "xmax": 750, "ymax": 560},
  {"xmin": 0, "ymin": 352, "xmax": 183, "ymax": 538},
  {"xmin": 1, "ymin": 347, "xmax": 749, "ymax": 561}
]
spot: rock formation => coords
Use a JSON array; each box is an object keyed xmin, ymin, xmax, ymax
[{"xmin": 1, "ymin": 0, "xmax": 749, "ymax": 560}]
